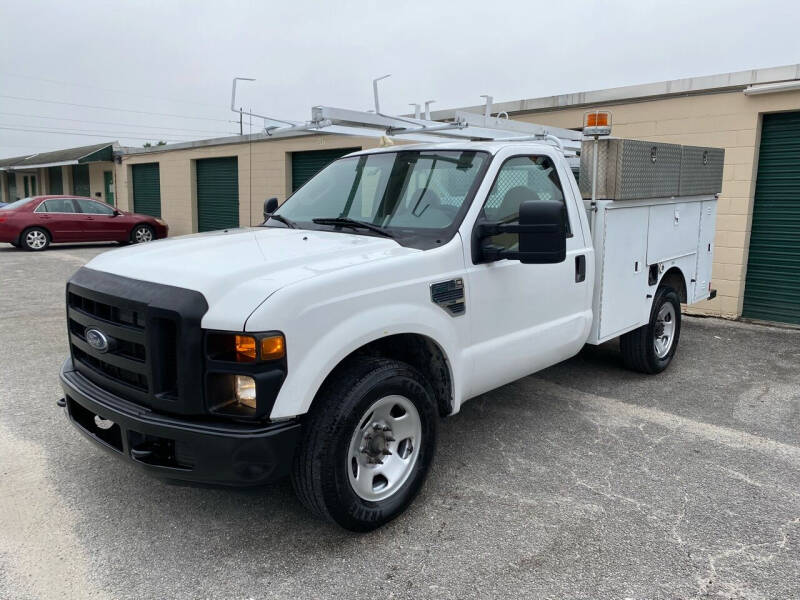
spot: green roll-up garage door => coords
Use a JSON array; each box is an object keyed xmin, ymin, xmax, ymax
[
  {"xmin": 72, "ymin": 164, "xmax": 90, "ymax": 197},
  {"xmin": 742, "ymin": 111, "xmax": 800, "ymax": 325},
  {"xmin": 132, "ymin": 163, "xmax": 162, "ymax": 217},
  {"xmin": 8, "ymin": 174, "xmax": 17, "ymax": 201},
  {"xmin": 291, "ymin": 148, "xmax": 360, "ymax": 192},
  {"xmin": 196, "ymin": 157, "xmax": 239, "ymax": 232},
  {"xmin": 48, "ymin": 167, "xmax": 63, "ymax": 195}
]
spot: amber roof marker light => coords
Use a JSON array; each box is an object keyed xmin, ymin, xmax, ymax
[{"xmin": 583, "ymin": 111, "xmax": 613, "ymax": 205}]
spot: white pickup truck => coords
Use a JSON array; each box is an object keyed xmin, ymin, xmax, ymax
[{"xmin": 59, "ymin": 134, "xmax": 721, "ymax": 531}]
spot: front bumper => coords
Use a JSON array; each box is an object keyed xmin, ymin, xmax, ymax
[{"xmin": 59, "ymin": 358, "xmax": 301, "ymax": 486}]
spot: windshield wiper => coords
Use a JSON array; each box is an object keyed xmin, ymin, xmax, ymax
[
  {"xmin": 267, "ymin": 214, "xmax": 297, "ymax": 229},
  {"xmin": 312, "ymin": 217, "xmax": 395, "ymax": 238}
]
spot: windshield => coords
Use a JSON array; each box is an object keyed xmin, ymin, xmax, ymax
[
  {"xmin": 0, "ymin": 197, "xmax": 35, "ymax": 210},
  {"xmin": 273, "ymin": 150, "xmax": 489, "ymax": 244}
]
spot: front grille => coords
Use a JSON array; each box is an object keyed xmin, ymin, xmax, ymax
[
  {"xmin": 66, "ymin": 268, "xmax": 208, "ymax": 416},
  {"xmin": 67, "ymin": 286, "xmax": 181, "ymax": 408}
]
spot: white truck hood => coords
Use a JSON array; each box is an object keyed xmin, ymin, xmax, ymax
[{"xmin": 84, "ymin": 227, "xmax": 416, "ymax": 330}]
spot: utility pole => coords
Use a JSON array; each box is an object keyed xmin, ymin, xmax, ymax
[{"xmin": 239, "ymin": 108, "xmax": 243, "ymax": 135}]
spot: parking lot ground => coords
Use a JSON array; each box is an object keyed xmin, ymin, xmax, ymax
[{"xmin": 1, "ymin": 242, "xmax": 798, "ymax": 600}]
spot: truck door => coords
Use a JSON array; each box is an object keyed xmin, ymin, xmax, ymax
[{"xmin": 464, "ymin": 153, "xmax": 592, "ymax": 397}]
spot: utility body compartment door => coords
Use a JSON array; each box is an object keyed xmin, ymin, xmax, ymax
[
  {"xmin": 595, "ymin": 205, "xmax": 650, "ymax": 340},
  {"xmin": 646, "ymin": 202, "xmax": 702, "ymax": 264},
  {"xmin": 693, "ymin": 200, "xmax": 717, "ymax": 302}
]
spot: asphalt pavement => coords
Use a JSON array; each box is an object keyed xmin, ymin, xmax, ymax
[{"xmin": 1, "ymin": 241, "xmax": 798, "ymax": 600}]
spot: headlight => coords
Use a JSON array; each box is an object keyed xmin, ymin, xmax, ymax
[
  {"xmin": 235, "ymin": 375, "xmax": 256, "ymax": 407},
  {"xmin": 207, "ymin": 373, "xmax": 257, "ymax": 416},
  {"xmin": 205, "ymin": 331, "xmax": 286, "ymax": 419},
  {"xmin": 155, "ymin": 218, "xmax": 167, "ymax": 226}
]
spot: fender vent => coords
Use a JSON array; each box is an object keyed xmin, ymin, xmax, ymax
[{"xmin": 430, "ymin": 278, "xmax": 465, "ymax": 316}]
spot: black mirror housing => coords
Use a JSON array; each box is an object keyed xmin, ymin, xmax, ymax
[
  {"xmin": 516, "ymin": 200, "xmax": 567, "ymax": 264},
  {"xmin": 476, "ymin": 200, "xmax": 566, "ymax": 264},
  {"xmin": 263, "ymin": 197, "xmax": 279, "ymax": 220}
]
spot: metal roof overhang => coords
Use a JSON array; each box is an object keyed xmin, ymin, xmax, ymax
[
  {"xmin": 0, "ymin": 143, "xmax": 114, "ymax": 171},
  {"xmin": 6, "ymin": 159, "xmax": 80, "ymax": 170}
]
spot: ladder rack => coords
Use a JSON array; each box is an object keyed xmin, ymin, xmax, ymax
[
  {"xmin": 230, "ymin": 78, "xmax": 583, "ymax": 154},
  {"xmin": 262, "ymin": 105, "xmax": 582, "ymax": 154}
]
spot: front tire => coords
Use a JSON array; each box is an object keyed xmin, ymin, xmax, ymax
[
  {"xmin": 20, "ymin": 227, "xmax": 50, "ymax": 251},
  {"xmin": 131, "ymin": 224, "xmax": 155, "ymax": 244},
  {"xmin": 620, "ymin": 285, "xmax": 681, "ymax": 374},
  {"xmin": 291, "ymin": 357, "xmax": 438, "ymax": 532}
]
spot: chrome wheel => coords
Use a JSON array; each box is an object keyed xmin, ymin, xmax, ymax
[
  {"xmin": 133, "ymin": 226, "xmax": 154, "ymax": 243},
  {"xmin": 25, "ymin": 230, "xmax": 47, "ymax": 250},
  {"xmin": 347, "ymin": 395, "xmax": 422, "ymax": 502},
  {"xmin": 653, "ymin": 302, "xmax": 676, "ymax": 358}
]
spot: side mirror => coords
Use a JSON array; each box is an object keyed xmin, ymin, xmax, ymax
[
  {"xmin": 476, "ymin": 200, "xmax": 566, "ymax": 264},
  {"xmin": 263, "ymin": 197, "xmax": 279, "ymax": 220},
  {"xmin": 113, "ymin": 209, "xmax": 122, "ymax": 216}
]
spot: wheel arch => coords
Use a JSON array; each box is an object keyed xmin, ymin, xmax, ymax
[
  {"xmin": 657, "ymin": 266, "xmax": 688, "ymax": 303},
  {"xmin": 19, "ymin": 225, "xmax": 51, "ymax": 245},
  {"xmin": 310, "ymin": 332, "xmax": 455, "ymax": 419}
]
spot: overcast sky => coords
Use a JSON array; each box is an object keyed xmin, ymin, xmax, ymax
[{"xmin": 1, "ymin": 0, "xmax": 799, "ymax": 158}]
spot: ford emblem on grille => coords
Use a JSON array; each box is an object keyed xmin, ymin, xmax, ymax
[{"xmin": 85, "ymin": 328, "xmax": 110, "ymax": 353}]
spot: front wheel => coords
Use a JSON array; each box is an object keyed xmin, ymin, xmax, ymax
[
  {"xmin": 131, "ymin": 224, "xmax": 155, "ymax": 244},
  {"xmin": 620, "ymin": 285, "xmax": 681, "ymax": 374},
  {"xmin": 291, "ymin": 357, "xmax": 438, "ymax": 531}
]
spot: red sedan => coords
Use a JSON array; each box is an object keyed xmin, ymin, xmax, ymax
[{"xmin": 0, "ymin": 195, "xmax": 168, "ymax": 251}]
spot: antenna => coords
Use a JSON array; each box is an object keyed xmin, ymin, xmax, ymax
[
  {"xmin": 424, "ymin": 100, "xmax": 436, "ymax": 120},
  {"xmin": 373, "ymin": 74, "xmax": 391, "ymax": 113}
]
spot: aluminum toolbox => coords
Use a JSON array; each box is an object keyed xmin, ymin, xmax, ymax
[
  {"xmin": 679, "ymin": 145, "xmax": 725, "ymax": 196},
  {"xmin": 579, "ymin": 138, "xmax": 724, "ymax": 200}
]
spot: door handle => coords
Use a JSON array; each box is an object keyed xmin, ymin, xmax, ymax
[{"xmin": 575, "ymin": 255, "xmax": 586, "ymax": 283}]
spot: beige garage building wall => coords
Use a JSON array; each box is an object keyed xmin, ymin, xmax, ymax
[
  {"xmin": 88, "ymin": 162, "xmax": 115, "ymax": 203},
  {"xmin": 508, "ymin": 89, "xmax": 800, "ymax": 319},
  {"xmin": 116, "ymin": 134, "xmax": 381, "ymax": 237}
]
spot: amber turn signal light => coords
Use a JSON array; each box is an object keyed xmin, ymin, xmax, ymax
[
  {"xmin": 260, "ymin": 335, "xmax": 285, "ymax": 361},
  {"xmin": 235, "ymin": 335, "xmax": 257, "ymax": 362}
]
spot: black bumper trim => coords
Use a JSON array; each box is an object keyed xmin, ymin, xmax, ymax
[{"xmin": 60, "ymin": 358, "xmax": 301, "ymax": 487}]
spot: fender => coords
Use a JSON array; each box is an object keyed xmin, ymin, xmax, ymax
[{"xmin": 265, "ymin": 300, "xmax": 464, "ymax": 419}]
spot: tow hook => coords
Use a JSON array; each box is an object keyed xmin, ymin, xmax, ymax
[
  {"xmin": 130, "ymin": 448, "xmax": 154, "ymax": 460},
  {"xmin": 56, "ymin": 397, "xmax": 66, "ymax": 408}
]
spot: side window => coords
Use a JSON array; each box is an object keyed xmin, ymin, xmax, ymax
[
  {"xmin": 76, "ymin": 199, "xmax": 114, "ymax": 215},
  {"xmin": 481, "ymin": 155, "xmax": 569, "ymax": 251},
  {"xmin": 39, "ymin": 198, "xmax": 77, "ymax": 213}
]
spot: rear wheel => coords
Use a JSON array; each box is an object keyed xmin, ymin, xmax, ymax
[
  {"xmin": 20, "ymin": 227, "xmax": 50, "ymax": 251},
  {"xmin": 620, "ymin": 285, "xmax": 681, "ymax": 374},
  {"xmin": 291, "ymin": 357, "xmax": 438, "ymax": 531},
  {"xmin": 131, "ymin": 224, "xmax": 155, "ymax": 244}
]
